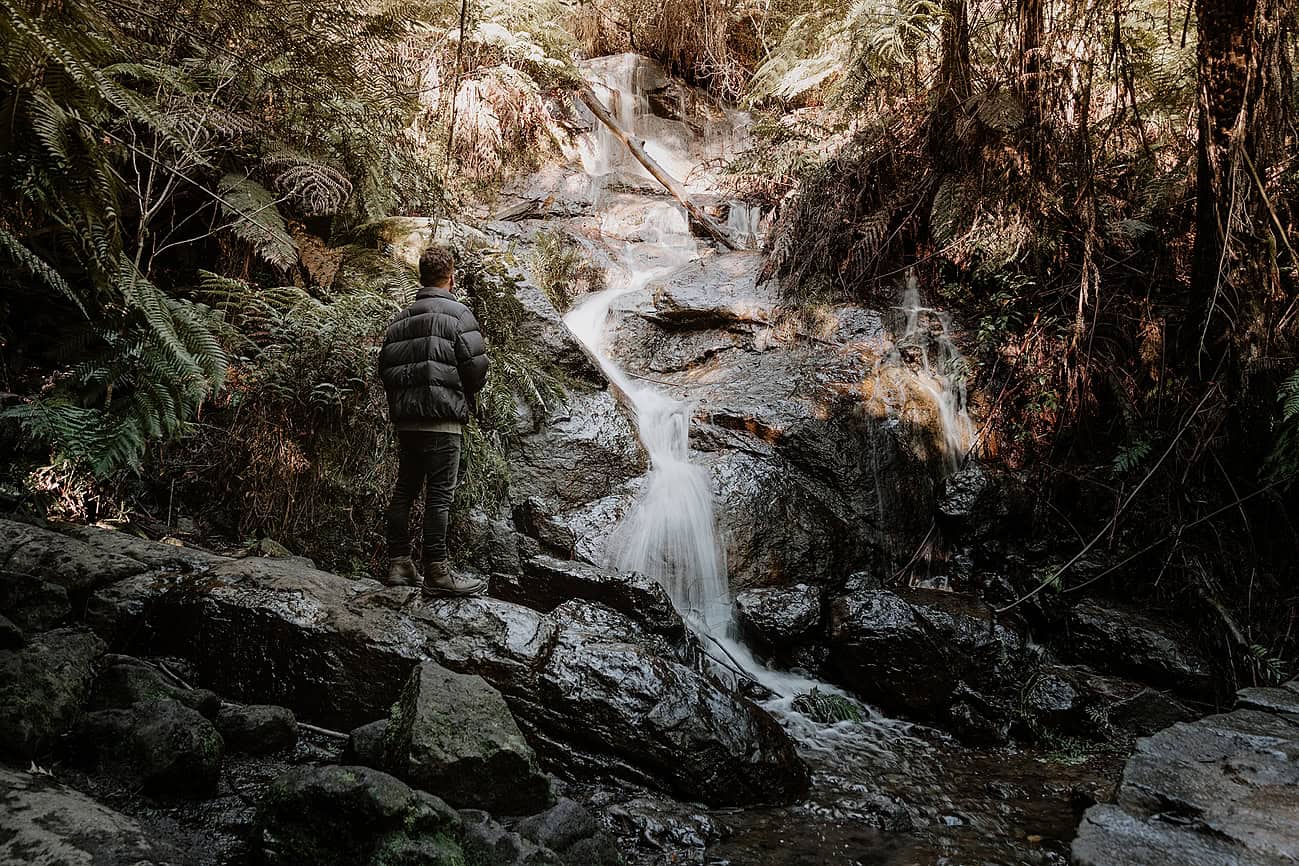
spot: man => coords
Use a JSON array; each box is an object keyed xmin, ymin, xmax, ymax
[{"xmin": 377, "ymin": 243, "xmax": 489, "ymax": 596}]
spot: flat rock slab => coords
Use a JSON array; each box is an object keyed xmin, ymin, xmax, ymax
[
  {"xmin": 1073, "ymin": 681, "xmax": 1299, "ymax": 866},
  {"xmin": 0, "ymin": 765, "xmax": 192, "ymax": 865},
  {"xmin": 0, "ymin": 519, "xmax": 147, "ymax": 596}
]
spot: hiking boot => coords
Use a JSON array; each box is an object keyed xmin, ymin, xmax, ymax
[
  {"xmin": 382, "ymin": 557, "xmax": 422, "ymax": 587},
  {"xmin": 422, "ymin": 559, "xmax": 487, "ymax": 598}
]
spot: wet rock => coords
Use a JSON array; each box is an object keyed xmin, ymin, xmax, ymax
[
  {"xmin": 734, "ymin": 583, "xmax": 822, "ymax": 648},
  {"xmin": 1073, "ymin": 684, "xmax": 1299, "ymax": 866},
  {"xmin": 0, "ymin": 625, "xmax": 104, "ymax": 760},
  {"xmin": 90, "ymin": 553, "xmax": 809, "ymax": 806},
  {"xmin": 0, "ymin": 612, "xmax": 22, "ymax": 648},
  {"xmin": 513, "ymin": 798, "xmax": 621, "ymax": 865},
  {"xmin": 605, "ymin": 796, "xmax": 727, "ymax": 851},
  {"xmin": 459, "ymin": 810, "xmax": 560, "ymax": 865},
  {"xmin": 72, "ymin": 698, "xmax": 224, "ymax": 797},
  {"xmin": 1065, "ymin": 600, "xmax": 1214, "ymax": 697},
  {"xmin": 524, "ymin": 600, "xmax": 809, "ymax": 805},
  {"xmin": 90, "ymin": 655, "xmax": 221, "ymax": 718},
  {"xmin": 1236, "ymin": 685, "xmax": 1299, "ymax": 715},
  {"xmin": 88, "ymin": 557, "xmax": 423, "ymax": 729},
  {"xmin": 0, "ymin": 765, "xmax": 192, "ymax": 865},
  {"xmin": 645, "ymin": 252, "xmax": 777, "ymax": 327},
  {"xmin": 256, "ymin": 765, "xmax": 465, "ymax": 866},
  {"xmin": 0, "ymin": 518, "xmax": 146, "ymax": 597},
  {"xmin": 0, "ymin": 570, "xmax": 70, "ymax": 632},
  {"xmin": 453, "ymin": 507, "xmax": 524, "ymax": 576},
  {"xmin": 513, "ymin": 278, "xmax": 603, "ymax": 383},
  {"xmin": 383, "ymin": 660, "xmax": 553, "ymax": 814},
  {"xmin": 827, "ymin": 589, "xmax": 1027, "ymax": 729},
  {"xmin": 509, "ymin": 387, "xmax": 645, "ymax": 527},
  {"xmin": 494, "ymin": 554, "xmax": 685, "ymax": 645},
  {"xmin": 216, "ymin": 703, "xmax": 299, "ymax": 755},
  {"xmin": 346, "ymin": 719, "xmax": 389, "ymax": 766}
]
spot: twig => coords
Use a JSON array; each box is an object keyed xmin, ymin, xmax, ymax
[{"xmin": 299, "ymin": 721, "xmax": 350, "ymax": 740}]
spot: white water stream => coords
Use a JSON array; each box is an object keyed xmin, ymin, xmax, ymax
[{"xmin": 562, "ymin": 58, "xmax": 867, "ymax": 707}]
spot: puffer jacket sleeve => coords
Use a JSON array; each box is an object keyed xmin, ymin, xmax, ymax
[{"xmin": 454, "ymin": 308, "xmax": 489, "ymax": 397}]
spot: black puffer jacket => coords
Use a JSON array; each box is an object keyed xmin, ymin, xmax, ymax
[{"xmin": 378, "ymin": 287, "xmax": 489, "ymax": 424}]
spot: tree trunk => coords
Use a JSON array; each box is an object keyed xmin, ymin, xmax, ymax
[
  {"xmin": 928, "ymin": 0, "xmax": 972, "ymax": 169},
  {"xmin": 1190, "ymin": 0, "xmax": 1292, "ymax": 366},
  {"xmin": 1017, "ymin": 0, "xmax": 1045, "ymax": 166},
  {"xmin": 578, "ymin": 87, "xmax": 739, "ymax": 251}
]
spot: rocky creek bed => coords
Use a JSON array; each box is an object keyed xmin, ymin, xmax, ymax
[{"xmin": 3, "ymin": 515, "xmax": 1297, "ymax": 865}]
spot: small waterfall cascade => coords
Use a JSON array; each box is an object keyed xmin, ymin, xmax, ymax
[
  {"xmin": 872, "ymin": 275, "xmax": 976, "ymax": 475},
  {"xmin": 564, "ymin": 58, "xmax": 832, "ymax": 699},
  {"xmin": 725, "ymin": 201, "xmax": 763, "ymax": 250},
  {"xmin": 564, "ymin": 262, "xmax": 731, "ymax": 635}
]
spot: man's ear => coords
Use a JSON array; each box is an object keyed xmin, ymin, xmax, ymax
[{"xmin": 448, "ymin": 272, "xmax": 456, "ymax": 290}]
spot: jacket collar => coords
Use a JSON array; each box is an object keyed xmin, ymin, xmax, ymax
[{"xmin": 416, "ymin": 285, "xmax": 456, "ymax": 301}]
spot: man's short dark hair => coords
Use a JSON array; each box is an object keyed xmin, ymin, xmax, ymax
[{"xmin": 418, "ymin": 244, "xmax": 455, "ymax": 287}]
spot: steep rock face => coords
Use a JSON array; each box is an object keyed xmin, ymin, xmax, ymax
[
  {"xmin": 1073, "ymin": 682, "xmax": 1299, "ymax": 866},
  {"xmin": 0, "ymin": 765, "xmax": 192, "ymax": 865},
  {"xmin": 86, "ymin": 539, "xmax": 810, "ymax": 806},
  {"xmin": 598, "ymin": 252, "xmax": 935, "ymax": 590}
]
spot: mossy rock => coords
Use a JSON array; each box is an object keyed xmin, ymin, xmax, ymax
[{"xmin": 257, "ymin": 764, "xmax": 465, "ymax": 866}]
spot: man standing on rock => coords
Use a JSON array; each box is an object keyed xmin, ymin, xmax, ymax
[{"xmin": 378, "ymin": 243, "xmax": 489, "ymax": 597}]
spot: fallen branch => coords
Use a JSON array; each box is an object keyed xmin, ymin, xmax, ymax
[{"xmin": 578, "ymin": 86, "xmax": 740, "ymax": 251}]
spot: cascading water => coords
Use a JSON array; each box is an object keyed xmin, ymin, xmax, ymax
[
  {"xmin": 564, "ymin": 58, "xmax": 861, "ymax": 704},
  {"xmin": 872, "ymin": 274, "xmax": 976, "ymax": 476},
  {"xmin": 564, "ymin": 265, "xmax": 732, "ymax": 635}
]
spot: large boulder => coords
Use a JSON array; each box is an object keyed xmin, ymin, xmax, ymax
[
  {"xmin": 827, "ymin": 589, "xmax": 1028, "ymax": 730},
  {"xmin": 216, "ymin": 703, "xmax": 299, "ymax": 755},
  {"xmin": 0, "ymin": 765, "xmax": 193, "ymax": 865},
  {"xmin": 383, "ymin": 660, "xmax": 554, "ymax": 814},
  {"xmin": 256, "ymin": 765, "xmax": 465, "ymax": 866},
  {"xmin": 88, "ymin": 557, "xmax": 424, "ymax": 728},
  {"xmin": 88, "ymin": 549, "xmax": 809, "ymax": 806},
  {"xmin": 520, "ymin": 600, "xmax": 809, "ymax": 804},
  {"xmin": 1065, "ymin": 600, "xmax": 1215, "ymax": 697},
  {"xmin": 71, "ymin": 698, "xmax": 224, "ymax": 798},
  {"xmin": 734, "ymin": 583, "xmax": 822, "ymax": 648},
  {"xmin": 0, "ymin": 626, "xmax": 104, "ymax": 760},
  {"xmin": 1073, "ymin": 683, "xmax": 1299, "ymax": 866}
]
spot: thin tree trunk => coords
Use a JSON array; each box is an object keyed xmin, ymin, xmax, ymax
[
  {"xmin": 929, "ymin": 0, "xmax": 972, "ymax": 169},
  {"xmin": 578, "ymin": 87, "xmax": 739, "ymax": 251},
  {"xmin": 1017, "ymin": 0, "xmax": 1045, "ymax": 166},
  {"xmin": 1190, "ymin": 0, "xmax": 1291, "ymax": 366}
]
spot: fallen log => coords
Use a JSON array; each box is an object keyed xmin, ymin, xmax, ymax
[{"xmin": 578, "ymin": 86, "xmax": 740, "ymax": 251}]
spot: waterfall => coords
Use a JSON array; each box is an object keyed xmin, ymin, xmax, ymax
[
  {"xmin": 872, "ymin": 274, "xmax": 976, "ymax": 475},
  {"xmin": 564, "ymin": 266, "xmax": 732, "ymax": 635}
]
